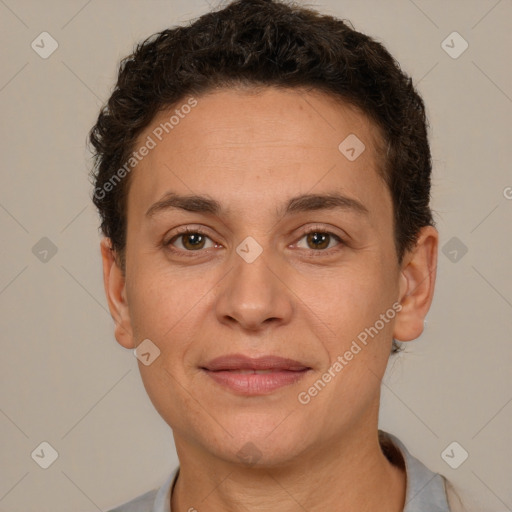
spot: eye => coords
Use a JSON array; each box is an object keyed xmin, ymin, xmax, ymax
[
  {"xmin": 166, "ymin": 228, "xmax": 218, "ymax": 252},
  {"xmin": 295, "ymin": 229, "xmax": 343, "ymax": 251},
  {"xmin": 163, "ymin": 226, "xmax": 345, "ymax": 256}
]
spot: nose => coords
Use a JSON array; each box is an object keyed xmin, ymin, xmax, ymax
[{"xmin": 215, "ymin": 244, "xmax": 294, "ymax": 332}]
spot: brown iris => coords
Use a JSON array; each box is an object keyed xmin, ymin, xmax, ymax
[
  {"xmin": 306, "ymin": 232, "xmax": 330, "ymax": 250},
  {"xmin": 181, "ymin": 233, "xmax": 206, "ymax": 250}
]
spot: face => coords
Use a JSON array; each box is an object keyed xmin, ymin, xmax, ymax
[{"xmin": 102, "ymin": 87, "xmax": 437, "ymax": 466}]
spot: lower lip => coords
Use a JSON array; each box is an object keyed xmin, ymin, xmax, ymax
[{"xmin": 203, "ymin": 369, "xmax": 309, "ymax": 395}]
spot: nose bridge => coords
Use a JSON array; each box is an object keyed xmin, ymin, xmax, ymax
[{"xmin": 215, "ymin": 240, "xmax": 293, "ymax": 330}]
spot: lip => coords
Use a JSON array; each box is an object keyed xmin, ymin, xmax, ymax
[
  {"xmin": 201, "ymin": 354, "xmax": 311, "ymax": 395},
  {"xmin": 203, "ymin": 354, "xmax": 310, "ymax": 372}
]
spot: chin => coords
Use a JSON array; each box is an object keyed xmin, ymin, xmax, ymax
[{"xmin": 215, "ymin": 421, "xmax": 312, "ymax": 468}]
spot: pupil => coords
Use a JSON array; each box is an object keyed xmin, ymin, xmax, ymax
[
  {"xmin": 185, "ymin": 233, "xmax": 204, "ymax": 249},
  {"xmin": 308, "ymin": 232, "xmax": 329, "ymax": 249}
]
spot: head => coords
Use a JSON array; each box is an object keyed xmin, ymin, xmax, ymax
[{"xmin": 90, "ymin": 0, "xmax": 437, "ymax": 466}]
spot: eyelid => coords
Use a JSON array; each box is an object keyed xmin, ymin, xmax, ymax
[
  {"xmin": 162, "ymin": 224, "xmax": 222, "ymax": 248},
  {"xmin": 291, "ymin": 224, "xmax": 346, "ymax": 252},
  {"xmin": 164, "ymin": 223, "xmax": 347, "ymax": 255}
]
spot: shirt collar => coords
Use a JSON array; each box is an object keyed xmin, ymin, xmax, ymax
[
  {"xmin": 152, "ymin": 467, "xmax": 178, "ymax": 512},
  {"xmin": 152, "ymin": 432, "xmax": 450, "ymax": 512},
  {"xmin": 381, "ymin": 431, "xmax": 451, "ymax": 511}
]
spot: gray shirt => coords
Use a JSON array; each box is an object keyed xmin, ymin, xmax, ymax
[{"xmin": 108, "ymin": 431, "xmax": 452, "ymax": 512}]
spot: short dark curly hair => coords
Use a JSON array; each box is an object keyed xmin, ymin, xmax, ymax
[{"xmin": 89, "ymin": 0, "xmax": 434, "ymax": 273}]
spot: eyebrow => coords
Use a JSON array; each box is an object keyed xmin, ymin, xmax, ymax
[{"xmin": 145, "ymin": 191, "xmax": 369, "ymax": 219}]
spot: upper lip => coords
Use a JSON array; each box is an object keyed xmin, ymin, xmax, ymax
[{"xmin": 202, "ymin": 354, "xmax": 310, "ymax": 371}]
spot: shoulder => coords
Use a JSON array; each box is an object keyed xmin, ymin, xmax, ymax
[
  {"xmin": 107, "ymin": 488, "xmax": 158, "ymax": 512},
  {"xmin": 445, "ymin": 478, "xmax": 471, "ymax": 512},
  {"xmin": 379, "ymin": 430, "xmax": 452, "ymax": 512},
  {"xmin": 386, "ymin": 432, "xmax": 476, "ymax": 511},
  {"xmin": 106, "ymin": 467, "xmax": 179, "ymax": 512}
]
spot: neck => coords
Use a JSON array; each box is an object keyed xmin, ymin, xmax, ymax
[{"xmin": 171, "ymin": 425, "xmax": 406, "ymax": 512}]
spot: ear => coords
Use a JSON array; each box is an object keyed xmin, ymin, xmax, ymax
[
  {"xmin": 393, "ymin": 225, "xmax": 438, "ymax": 342},
  {"xmin": 100, "ymin": 237, "xmax": 135, "ymax": 349}
]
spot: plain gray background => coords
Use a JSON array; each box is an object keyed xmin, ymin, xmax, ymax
[{"xmin": 0, "ymin": 0, "xmax": 511, "ymax": 510}]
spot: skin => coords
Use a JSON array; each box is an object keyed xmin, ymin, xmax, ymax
[{"xmin": 100, "ymin": 87, "xmax": 438, "ymax": 511}]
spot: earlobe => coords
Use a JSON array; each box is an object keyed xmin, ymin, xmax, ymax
[
  {"xmin": 393, "ymin": 226, "xmax": 438, "ymax": 342},
  {"xmin": 100, "ymin": 237, "xmax": 135, "ymax": 349}
]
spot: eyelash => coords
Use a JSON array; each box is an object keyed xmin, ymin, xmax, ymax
[{"xmin": 163, "ymin": 225, "xmax": 345, "ymax": 257}]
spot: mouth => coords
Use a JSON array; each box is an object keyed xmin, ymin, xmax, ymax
[
  {"xmin": 202, "ymin": 354, "xmax": 310, "ymax": 372},
  {"xmin": 215, "ymin": 368, "xmax": 300, "ymax": 374},
  {"xmin": 200, "ymin": 354, "xmax": 311, "ymax": 395}
]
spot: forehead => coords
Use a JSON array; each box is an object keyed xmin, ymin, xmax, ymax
[{"xmin": 127, "ymin": 87, "xmax": 390, "ymax": 225}]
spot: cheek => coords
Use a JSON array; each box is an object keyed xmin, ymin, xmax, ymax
[
  {"xmin": 296, "ymin": 258, "xmax": 399, "ymax": 403},
  {"xmin": 128, "ymin": 229, "xmax": 214, "ymax": 313},
  {"xmin": 296, "ymin": 260, "xmax": 392, "ymax": 335},
  {"xmin": 296, "ymin": 271, "xmax": 397, "ymax": 430},
  {"xmin": 125, "ymin": 263, "xmax": 205, "ymax": 353},
  {"xmin": 125, "ymin": 267, "xmax": 212, "ymax": 427}
]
